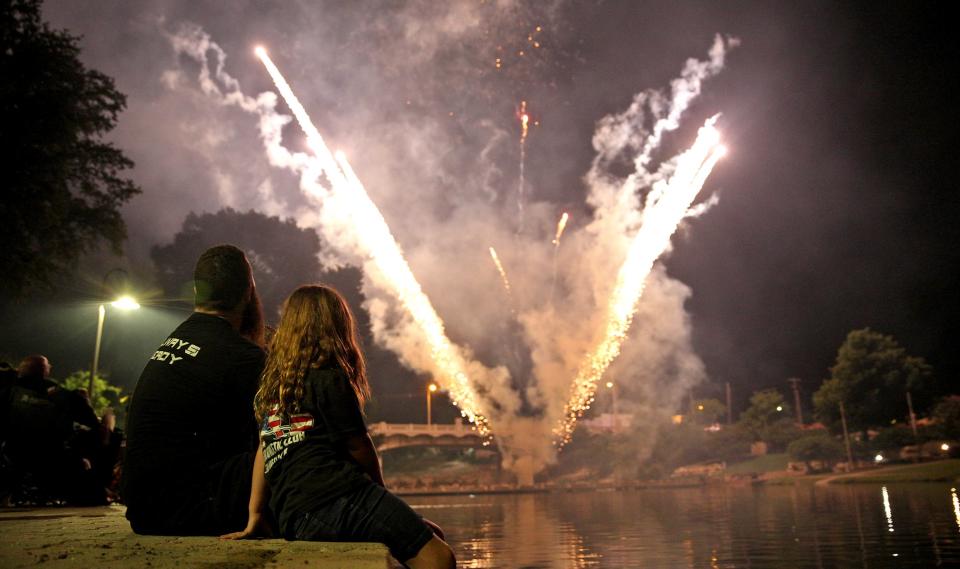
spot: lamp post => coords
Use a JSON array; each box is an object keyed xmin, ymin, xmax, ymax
[
  {"xmin": 89, "ymin": 295, "xmax": 140, "ymax": 396},
  {"xmin": 426, "ymin": 383, "xmax": 438, "ymax": 425}
]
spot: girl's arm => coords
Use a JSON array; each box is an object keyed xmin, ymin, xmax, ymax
[
  {"xmin": 345, "ymin": 432, "xmax": 386, "ymax": 487},
  {"xmin": 221, "ymin": 443, "xmax": 273, "ymax": 539}
]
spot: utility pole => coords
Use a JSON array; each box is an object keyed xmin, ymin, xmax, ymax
[
  {"xmin": 906, "ymin": 391, "xmax": 918, "ymax": 438},
  {"xmin": 840, "ymin": 401, "xmax": 855, "ymax": 471},
  {"xmin": 906, "ymin": 391, "xmax": 919, "ymax": 462},
  {"xmin": 788, "ymin": 377, "xmax": 803, "ymax": 425},
  {"xmin": 725, "ymin": 382, "xmax": 733, "ymax": 425}
]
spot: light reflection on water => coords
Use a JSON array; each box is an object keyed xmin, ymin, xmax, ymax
[{"xmin": 406, "ymin": 483, "xmax": 960, "ymax": 568}]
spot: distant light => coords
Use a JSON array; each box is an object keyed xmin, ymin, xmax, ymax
[
  {"xmin": 776, "ymin": 405, "xmax": 783, "ymax": 412},
  {"xmin": 875, "ymin": 454, "xmax": 884, "ymax": 463},
  {"xmin": 697, "ymin": 404, "xmax": 704, "ymax": 411},
  {"xmin": 254, "ymin": 45, "xmax": 266, "ymax": 58},
  {"xmin": 942, "ymin": 443, "xmax": 950, "ymax": 452},
  {"xmin": 111, "ymin": 296, "xmax": 140, "ymax": 310},
  {"xmin": 428, "ymin": 384, "xmax": 438, "ymax": 393},
  {"xmin": 605, "ymin": 382, "xmax": 613, "ymax": 389}
]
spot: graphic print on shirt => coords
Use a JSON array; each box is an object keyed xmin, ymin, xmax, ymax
[{"xmin": 261, "ymin": 404, "xmax": 315, "ymax": 474}]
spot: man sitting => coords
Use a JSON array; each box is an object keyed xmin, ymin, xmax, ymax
[{"xmin": 123, "ymin": 244, "xmax": 266, "ymax": 535}]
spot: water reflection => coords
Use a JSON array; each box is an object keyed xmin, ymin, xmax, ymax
[
  {"xmin": 881, "ymin": 486, "xmax": 895, "ymax": 533},
  {"xmin": 952, "ymin": 487, "xmax": 960, "ymax": 532},
  {"xmin": 407, "ymin": 483, "xmax": 960, "ymax": 568}
]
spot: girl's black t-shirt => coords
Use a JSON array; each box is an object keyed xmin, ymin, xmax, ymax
[{"xmin": 261, "ymin": 366, "xmax": 370, "ymax": 535}]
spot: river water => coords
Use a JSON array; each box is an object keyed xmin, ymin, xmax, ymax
[{"xmin": 405, "ymin": 483, "xmax": 960, "ymax": 568}]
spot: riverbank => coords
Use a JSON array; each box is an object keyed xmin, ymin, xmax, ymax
[{"xmin": 0, "ymin": 505, "xmax": 389, "ymax": 569}]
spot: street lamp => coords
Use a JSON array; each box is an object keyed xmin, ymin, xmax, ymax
[
  {"xmin": 427, "ymin": 383, "xmax": 438, "ymax": 425},
  {"xmin": 89, "ymin": 296, "xmax": 140, "ymax": 395}
]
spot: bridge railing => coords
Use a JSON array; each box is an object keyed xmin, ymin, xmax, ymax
[{"xmin": 368, "ymin": 422, "xmax": 479, "ymax": 437}]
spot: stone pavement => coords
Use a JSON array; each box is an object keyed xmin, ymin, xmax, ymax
[{"xmin": 0, "ymin": 505, "xmax": 390, "ymax": 568}]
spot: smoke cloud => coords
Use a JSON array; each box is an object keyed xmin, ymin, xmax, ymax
[{"xmin": 162, "ymin": 11, "xmax": 734, "ymax": 476}]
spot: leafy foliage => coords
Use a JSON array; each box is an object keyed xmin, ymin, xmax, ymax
[
  {"xmin": 690, "ymin": 398, "xmax": 726, "ymax": 425},
  {"xmin": 813, "ymin": 328, "xmax": 934, "ymax": 433},
  {"xmin": 151, "ymin": 209, "xmax": 323, "ymax": 319},
  {"xmin": 60, "ymin": 369, "xmax": 125, "ymax": 423},
  {"xmin": 787, "ymin": 432, "xmax": 845, "ymax": 469},
  {"xmin": 0, "ymin": 0, "xmax": 140, "ymax": 295},
  {"xmin": 739, "ymin": 389, "xmax": 790, "ymax": 441},
  {"xmin": 932, "ymin": 396, "xmax": 960, "ymax": 440}
]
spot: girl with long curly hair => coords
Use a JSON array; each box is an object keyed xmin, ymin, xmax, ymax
[{"xmin": 223, "ymin": 285, "xmax": 455, "ymax": 569}]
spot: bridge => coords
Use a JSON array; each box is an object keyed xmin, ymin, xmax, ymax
[{"xmin": 368, "ymin": 421, "xmax": 486, "ymax": 452}]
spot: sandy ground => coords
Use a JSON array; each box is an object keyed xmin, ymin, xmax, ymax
[{"xmin": 0, "ymin": 505, "xmax": 389, "ymax": 569}]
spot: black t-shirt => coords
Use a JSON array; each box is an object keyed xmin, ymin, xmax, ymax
[
  {"xmin": 123, "ymin": 313, "xmax": 264, "ymax": 509},
  {"xmin": 262, "ymin": 366, "xmax": 370, "ymax": 535}
]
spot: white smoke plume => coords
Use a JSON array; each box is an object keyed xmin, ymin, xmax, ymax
[{"xmin": 163, "ymin": 19, "xmax": 734, "ymax": 476}]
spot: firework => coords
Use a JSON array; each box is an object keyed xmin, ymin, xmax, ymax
[
  {"xmin": 489, "ymin": 246, "xmax": 513, "ymax": 297},
  {"xmin": 552, "ymin": 212, "xmax": 569, "ymax": 246},
  {"xmin": 255, "ymin": 47, "xmax": 492, "ymax": 439},
  {"xmin": 516, "ymin": 100, "xmax": 530, "ymax": 233},
  {"xmin": 553, "ymin": 117, "xmax": 726, "ymax": 448}
]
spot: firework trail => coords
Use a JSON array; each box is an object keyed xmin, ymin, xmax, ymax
[
  {"xmin": 553, "ymin": 117, "xmax": 726, "ymax": 448},
  {"xmin": 489, "ymin": 246, "xmax": 513, "ymax": 297},
  {"xmin": 516, "ymin": 100, "xmax": 530, "ymax": 234},
  {"xmin": 254, "ymin": 47, "xmax": 493, "ymax": 439},
  {"xmin": 549, "ymin": 212, "xmax": 569, "ymax": 303}
]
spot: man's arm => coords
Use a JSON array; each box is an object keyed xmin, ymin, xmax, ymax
[
  {"xmin": 345, "ymin": 432, "xmax": 386, "ymax": 487},
  {"xmin": 220, "ymin": 443, "xmax": 272, "ymax": 539}
]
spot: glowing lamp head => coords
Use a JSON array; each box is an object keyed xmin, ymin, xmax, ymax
[
  {"xmin": 428, "ymin": 384, "xmax": 438, "ymax": 393},
  {"xmin": 874, "ymin": 454, "xmax": 884, "ymax": 463},
  {"xmin": 254, "ymin": 45, "xmax": 267, "ymax": 58},
  {"xmin": 605, "ymin": 382, "xmax": 613, "ymax": 389},
  {"xmin": 776, "ymin": 405, "xmax": 783, "ymax": 412},
  {"xmin": 697, "ymin": 404, "xmax": 704, "ymax": 411},
  {"xmin": 942, "ymin": 443, "xmax": 950, "ymax": 452},
  {"xmin": 111, "ymin": 296, "xmax": 140, "ymax": 310}
]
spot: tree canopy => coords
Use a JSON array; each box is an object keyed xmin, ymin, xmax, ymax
[
  {"xmin": 0, "ymin": 0, "xmax": 140, "ymax": 295},
  {"xmin": 813, "ymin": 328, "xmax": 934, "ymax": 434},
  {"xmin": 739, "ymin": 388, "xmax": 791, "ymax": 441},
  {"xmin": 151, "ymin": 208, "xmax": 323, "ymax": 319}
]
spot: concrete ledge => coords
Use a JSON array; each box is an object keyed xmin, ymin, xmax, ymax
[{"xmin": 0, "ymin": 505, "xmax": 390, "ymax": 568}]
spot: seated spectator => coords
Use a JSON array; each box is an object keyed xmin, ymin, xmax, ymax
[
  {"xmin": 123, "ymin": 244, "xmax": 266, "ymax": 535},
  {"xmin": 1, "ymin": 355, "xmax": 113, "ymax": 505}
]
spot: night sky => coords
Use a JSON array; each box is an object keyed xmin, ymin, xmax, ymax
[{"xmin": 6, "ymin": 1, "xmax": 958, "ymax": 421}]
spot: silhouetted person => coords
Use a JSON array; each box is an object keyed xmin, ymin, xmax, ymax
[
  {"xmin": 15, "ymin": 355, "xmax": 57, "ymax": 395},
  {"xmin": 123, "ymin": 244, "xmax": 266, "ymax": 535},
  {"xmin": 2, "ymin": 355, "xmax": 106, "ymax": 504}
]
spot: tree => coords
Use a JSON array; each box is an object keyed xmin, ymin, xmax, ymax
[
  {"xmin": 931, "ymin": 396, "xmax": 960, "ymax": 440},
  {"xmin": 787, "ymin": 432, "xmax": 845, "ymax": 472},
  {"xmin": 739, "ymin": 389, "xmax": 790, "ymax": 441},
  {"xmin": 61, "ymin": 370, "xmax": 125, "ymax": 423},
  {"xmin": 813, "ymin": 328, "xmax": 934, "ymax": 434},
  {"xmin": 0, "ymin": 0, "xmax": 140, "ymax": 295},
  {"xmin": 691, "ymin": 398, "xmax": 726, "ymax": 425},
  {"xmin": 151, "ymin": 209, "xmax": 323, "ymax": 319}
]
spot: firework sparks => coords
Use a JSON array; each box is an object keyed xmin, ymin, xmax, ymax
[
  {"xmin": 552, "ymin": 212, "xmax": 570, "ymax": 246},
  {"xmin": 553, "ymin": 117, "xmax": 726, "ymax": 448},
  {"xmin": 255, "ymin": 47, "xmax": 492, "ymax": 439},
  {"xmin": 488, "ymin": 245, "xmax": 515, "ymax": 308},
  {"xmin": 516, "ymin": 100, "xmax": 530, "ymax": 233}
]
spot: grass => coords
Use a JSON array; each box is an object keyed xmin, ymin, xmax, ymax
[
  {"xmin": 725, "ymin": 453, "xmax": 790, "ymax": 475},
  {"xmin": 828, "ymin": 459, "xmax": 960, "ymax": 484}
]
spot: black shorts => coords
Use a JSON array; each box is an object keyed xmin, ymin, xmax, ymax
[
  {"xmin": 127, "ymin": 451, "xmax": 255, "ymax": 536},
  {"xmin": 290, "ymin": 483, "xmax": 434, "ymax": 562}
]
